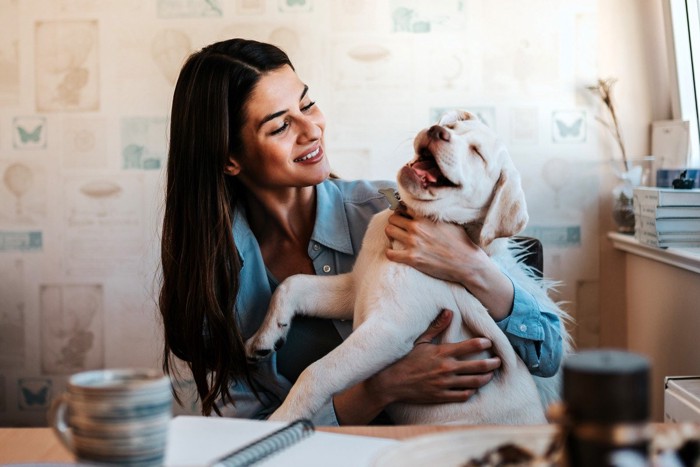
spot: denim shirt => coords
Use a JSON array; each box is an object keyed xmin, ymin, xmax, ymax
[{"xmin": 219, "ymin": 178, "xmax": 563, "ymax": 426}]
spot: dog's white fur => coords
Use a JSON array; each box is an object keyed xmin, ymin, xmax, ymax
[{"xmin": 246, "ymin": 110, "xmax": 571, "ymax": 425}]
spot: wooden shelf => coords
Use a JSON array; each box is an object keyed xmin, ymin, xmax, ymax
[{"xmin": 608, "ymin": 232, "xmax": 700, "ymax": 275}]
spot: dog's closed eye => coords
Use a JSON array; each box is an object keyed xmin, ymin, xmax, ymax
[{"xmin": 470, "ymin": 144, "xmax": 485, "ymax": 163}]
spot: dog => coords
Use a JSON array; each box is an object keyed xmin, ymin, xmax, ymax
[{"xmin": 245, "ymin": 110, "xmax": 570, "ymax": 425}]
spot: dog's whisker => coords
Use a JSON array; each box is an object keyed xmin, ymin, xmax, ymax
[{"xmin": 391, "ymin": 136, "xmax": 417, "ymax": 154}]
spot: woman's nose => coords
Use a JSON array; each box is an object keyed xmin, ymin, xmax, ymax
[{"xmin": 298, "ymin": 115, "xmax": 323, "ymax": 142}]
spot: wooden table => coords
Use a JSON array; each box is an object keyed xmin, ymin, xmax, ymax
[{"xmin": 0, "ymin": 425, "xmax": 475, "ymax": 464}]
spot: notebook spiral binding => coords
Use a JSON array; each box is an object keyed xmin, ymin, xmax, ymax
[{"xmin": 211, "ymin": 419, "xmax": 315, "ymax": 467}]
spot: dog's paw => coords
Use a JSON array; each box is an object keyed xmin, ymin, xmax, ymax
[
  {"xmin": 267, "ymin": 409, "xmax": 290, "ymax": 422},
  {"xmin": 244, "ymin": 329, "xmax": 288, "ymax": 362},
  {"xmin": 269, "ymin": 402, "xmax": 306, "ymax": 422}
]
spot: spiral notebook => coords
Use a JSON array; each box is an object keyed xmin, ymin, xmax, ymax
[{"xmin": 164, "ymin": 416, "xmax": 398, "ymax": 467}]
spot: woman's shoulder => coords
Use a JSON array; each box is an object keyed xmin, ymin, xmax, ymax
[{"xmin": 324, "ymin": 178, "xmax": 396, "ymax": 205}]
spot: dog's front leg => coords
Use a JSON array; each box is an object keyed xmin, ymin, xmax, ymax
[
  {"xmin": 246, "ymin": 273, "xmax": 355, "ymax": 360},
  {"xmin": 269, "ymin": 317, "xmax": 414, "ymax": 421}
]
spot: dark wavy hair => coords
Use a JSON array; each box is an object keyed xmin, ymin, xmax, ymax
[{"xmin": 159, "ymin": 38, "xmax": 293, "ymax": 416}]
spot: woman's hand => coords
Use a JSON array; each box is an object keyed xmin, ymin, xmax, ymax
[
  {"xmin": 333, "ymin": 310, "xmax": 500, "ymax": 424},
  {"xmin": 366, "ymin": 309, "xmax": 501, "ymax": 406},
  {"xmin": 385, "ymin": 212, "xmax": 487, "ymax": 284},
  {"xmin": 384, "ymin": 212, "xmax": 515, "ymax": 321}
]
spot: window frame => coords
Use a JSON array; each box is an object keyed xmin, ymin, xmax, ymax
[{"xmin": 664, "ymin": 0, "xmax": 700, "ymax": 167}]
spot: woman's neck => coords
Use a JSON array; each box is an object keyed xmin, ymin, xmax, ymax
[
  {"xmin": 243, "ymin": 185, "xmax": 316, "ymax": 247},
  {"xmin": 242, "ymin": 185, "xmax": 318, "ymax": 281}
]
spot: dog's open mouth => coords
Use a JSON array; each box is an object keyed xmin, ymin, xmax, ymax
[{"xmin": 410, "ymin": 147, "xmax": 459, "ymax": 188}]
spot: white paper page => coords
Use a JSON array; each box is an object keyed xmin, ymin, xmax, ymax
[
  {"xmin": 165, "ymin": 416, "xmax": 399, "ymax": 467},
  {"xmin": 651, "ymin": 120, "xmax": 690, "ymax": 168}
]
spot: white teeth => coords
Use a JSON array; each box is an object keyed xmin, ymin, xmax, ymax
[{"xmin": 295, "ymin": 148, "xmax": 319, "ymax": 162}]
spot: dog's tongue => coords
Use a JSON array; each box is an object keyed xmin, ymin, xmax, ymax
[{"xmin": 412, "ymin": 159, "xmax": 441, "ymax": 183}]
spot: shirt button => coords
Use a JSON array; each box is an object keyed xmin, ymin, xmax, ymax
[
  {"xmin": 312, "ymin": 244, "xmax": 320, "ymax": 251},
  {"xmin": 519, "ymin": 324, "xmax": 527, "ymax": 332},
  {"xmin": 322, "ymin": 265, "xmax": 331, "ymax": 273}
]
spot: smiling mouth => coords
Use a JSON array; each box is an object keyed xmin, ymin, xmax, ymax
[
  {"xmin": 409, "ymin": 147, "xmax": 458, "ymax": 188},
  {"xmin": 294, "ymin": 147, "xmax": 320, "ymax": 162}
]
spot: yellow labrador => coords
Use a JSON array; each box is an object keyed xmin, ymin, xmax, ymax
[{"xmin": 246, "ymin": 110, "xmax": 569, "ymax": 424}]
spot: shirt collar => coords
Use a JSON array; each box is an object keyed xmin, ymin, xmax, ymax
[
  {"xmin": 311, "ymin": 180, "xmax": 354, "ymax": 255},
  {"xmin": 232, "ymin": 203, "xmax": 255, "ymax": 267}
]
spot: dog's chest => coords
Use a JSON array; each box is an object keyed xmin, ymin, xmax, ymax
[{"xmin": 348, "ymin": 211, "xmax": 478, "ymax": 333}]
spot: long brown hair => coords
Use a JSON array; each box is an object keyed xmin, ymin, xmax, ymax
[{"xmin": 159, "ymin": 39, "xmax": 293, "ymax": 415}]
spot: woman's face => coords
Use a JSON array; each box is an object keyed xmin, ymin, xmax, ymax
[{"xmin": 227, "ymin": 65, "xmax": 329, "ymax": 191}]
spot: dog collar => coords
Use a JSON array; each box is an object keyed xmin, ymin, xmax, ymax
[
  {"xmin": 379, "ymin": 188, "xmax": 403, "ymax": 211},
  {"xmin": 379, "ymin": 188, "xmax": 412, "ymax": 218}
]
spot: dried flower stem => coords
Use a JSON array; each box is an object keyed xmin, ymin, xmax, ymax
[{"xmin": 587, "ymin": 78, "xmax": 629, "ymax": 171}]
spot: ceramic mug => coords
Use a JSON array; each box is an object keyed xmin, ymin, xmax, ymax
[{"xmin": 48, "ymin": 368, "xmax": 173, "ymax": 466}]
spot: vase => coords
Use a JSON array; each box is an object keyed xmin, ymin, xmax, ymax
[
  {"xmin": 611, "ymin": 157, "xmax": 659, "ymax": 233},
  {"xmin": 612, "ymin": 179, "xmax": 636, "ymax": 233}
]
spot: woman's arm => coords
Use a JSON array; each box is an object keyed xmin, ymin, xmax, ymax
[
  {"xmin": 494, "ymin": 279, "xmax": 563, "ymax": 377},
  {"xmin": 332, "ymin": 310, "xmax": 501, "ymax": 425},
  {"xmin": 383, "ymin": 213, "xmax": 563, "ymax": 377}
]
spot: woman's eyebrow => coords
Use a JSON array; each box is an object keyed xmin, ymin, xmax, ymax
[{"xmin": 257, "ymin": 85, "xmax": 310, "ymax": 130}]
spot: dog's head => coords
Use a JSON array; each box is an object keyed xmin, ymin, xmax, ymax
[{"xmin": 397, "ymin": 110, "xmax": 528, "ymax": 247}]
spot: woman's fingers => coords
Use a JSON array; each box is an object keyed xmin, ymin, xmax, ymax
[
  {"xmin": 453, "ymin": 356, "xmax": 502, "ymax": 375},
  {"xmin": 437, "ymin": 337, "xmax": 494, "ymax": 357},
  {"xmin": 430, "ymin": 389, "xmax": 477, "ymax": 403},
  {"xmin": 430, "ymin": 357, "xmax": 500, "ymax": 388},
  {"xmin": 416, "ymin": 372, "xmax": 496, "ymax": 404},
  {"xmin": 414, "ymin": 312, "xmax": 500, "ymax": 375},
  {"xmin": 413, "ymin": 309, "xmax": 453, "ymax": 345},
  {"xmin": 387, "ymin": 211, "xmax": 413, "ymax": 230},
  {"xmin": 375, "ymin": 307, "xmax": 502, "ymax": 405},
  {"xmin": 447, "ymin": 371, "xmax": 496, "ymax": 389},
  {"xmin": 384, "ymin": 213, "xmax": 424, "ymax": 247}
]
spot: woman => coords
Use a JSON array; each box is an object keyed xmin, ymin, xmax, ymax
[{"xmin": 159, "ymin": 38, "xmax": 563, "ymax": 425}]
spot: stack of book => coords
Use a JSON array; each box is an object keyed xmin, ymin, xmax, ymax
[{"xmin": 633, "ymin": 186, "xmax": 700, "ymax": 248}]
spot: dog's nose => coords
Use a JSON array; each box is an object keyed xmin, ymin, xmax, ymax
[{"xmin": 428, "ymin": 125, "xmax": 450, "ymax": 142}]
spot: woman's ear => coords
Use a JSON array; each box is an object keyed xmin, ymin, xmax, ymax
[{"xmin": 224, "ymin": 156, "xmax": 241, "ymax": 176}]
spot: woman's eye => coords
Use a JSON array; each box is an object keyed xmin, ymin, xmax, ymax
[
  {"xmin": 269, "ymin": 122, "xmax": 288, "ymax": 136},
  {"xmin": 301, "ymin": 101, "xmax": 316, "ymax": 112}
]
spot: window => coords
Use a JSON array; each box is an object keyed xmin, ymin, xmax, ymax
[{"xmin": 665, "ymin": 0, "xmax": 700, "ymax": 166}]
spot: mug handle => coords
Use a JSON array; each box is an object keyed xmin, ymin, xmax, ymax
[{"xmin": 48, "ymin": 394, "xmax": 74, "ymax": 452}]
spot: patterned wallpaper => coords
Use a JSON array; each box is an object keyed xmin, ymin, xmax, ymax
[{"xmin": 0, "ymin": 0, "xmax": 603, "ymax": 426}]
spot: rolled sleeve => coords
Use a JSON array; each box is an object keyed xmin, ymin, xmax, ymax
[{"xmin": 496, "ymin": 273, "xmax": 563, "ymax": 377}]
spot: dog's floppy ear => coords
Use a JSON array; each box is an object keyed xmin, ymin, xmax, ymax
[
  {"xmin": 479, "ymin": 159, "xmax": 529, "ymax": 247},
  {"xmin": 438, "ymin": 110, "xmax": 477, "ymax": 126}
]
